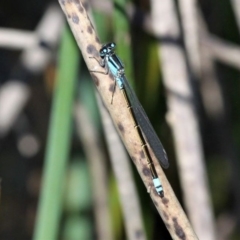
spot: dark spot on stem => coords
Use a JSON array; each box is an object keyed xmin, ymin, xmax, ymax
[
  {"xmin": 109, "ymin": 83, "xmax": 115, "ymax": 93},
  {"xmin": 142, "ymin": 167, "xmax": 150, "ymax": 176},
  {"xmin": 109, "ymin": 72, "xmax": 114, "ymax": 80},
  {"xmin": 87, "ymin": 26, "xmax": 93, "ymax": 34},
  {"xmin": 165, "ymin": 223, "xmax": 171, "ymax": 230},
  {"xmin": 90, "ymin": 73, "xmax": 99, "ymax": 86},
  {"xmin": 117, "ymin": 123, "xmax": 124, "ymax": 133},
  {"xmin": 82, "ymin": 1, "xmax": 89, "ymax": 10},
  {"xmin": 72, "ymin": 13, "xmax": 79, "ymax": 24},
  {"xmin": 173, "ymin": 218, "xmax": 186, "ymax": 240},
  {"xmin": 78, "ymin": 5, "xmax": 84, "ymax": 13},
  {"xmin": 86, "ymin": 44, "xmax": 97, "ymax": 55},
  {"xmin": 162, "ymin": 197, "xmax": 169, "ymax": 206},
  {"xmin": 95, "ymin": 36, "xmax": 100, "ymax": 43},
  {"xmin": 67, "ymin": 14, "xmax": 71, "ymax": 18},
  {"xmin": 139, "ymin": 150, "xmax": 145, "ymax": 159}
]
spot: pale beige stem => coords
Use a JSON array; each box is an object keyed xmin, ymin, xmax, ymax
[
  {"xmin": 74, "ymin": 102, "xmax": 113, "ymax": 240},
  {"xmin": 150, "ymin": 0, "xmax": 214, "ymax": 239}
]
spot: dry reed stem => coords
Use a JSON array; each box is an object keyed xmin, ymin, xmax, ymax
[{"xmin": 58, "ymin": 0, "xmax": 197, "ymax": 238}]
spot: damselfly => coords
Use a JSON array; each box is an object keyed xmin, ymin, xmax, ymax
[{"xmin": 92, "ymin": 42, "xmax": 169, "ymax": 197}]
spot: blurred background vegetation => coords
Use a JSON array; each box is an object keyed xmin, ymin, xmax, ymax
[{"xmin": 0, "ymin": 0, "xmax": 240, "ymax": 239}]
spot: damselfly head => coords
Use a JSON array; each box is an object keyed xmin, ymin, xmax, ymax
[{"xmin": 100, "ymin": 42, "xmax": 116, "ymax": 58}]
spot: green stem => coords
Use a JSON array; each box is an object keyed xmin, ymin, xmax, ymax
[{"xmin": 33, "ymin": 26, "xmax": 79, "ymax": 240}]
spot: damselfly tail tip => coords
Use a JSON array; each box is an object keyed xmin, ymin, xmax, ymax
[{"xmin": 159, "ymin": 190, "xmax": 164, "ymax": 198}]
